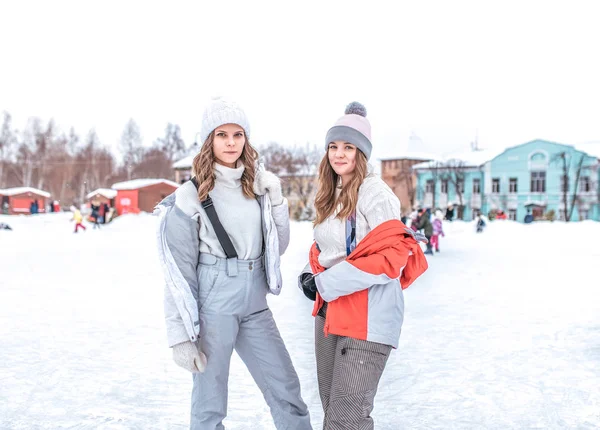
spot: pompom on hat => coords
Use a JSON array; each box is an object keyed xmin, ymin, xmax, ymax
[
  {"xmin": 325, "ymin": 101, "xmax": 372, "ymax": 160},
  {"xmin": 199, "ymin": 96, "xmax": 250, "ymax": 144}
]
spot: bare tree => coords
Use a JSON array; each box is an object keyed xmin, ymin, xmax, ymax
[
  {"xmin": 34, "ymin": 119, "xmax": 58, "ymax": 190},
  {"xmin": 134, "ymin": 148, "xmax": 173, "ymax": 179},
  {"xmin": 0, "ymin": 112, "xmax": 16, "ymax": 188},
  {"xmin": 120, "ymin": 119, "xmax": 143, "ymax": 179},
  {"xmin": 553, "ymin": 151, "xmax": 586, "ymax": 221},
  {"xmin": 13, "ymin": 117, "xmax": 43, "ymax": 187},
  {"xmin": 259, "ymin": 142, "xmax": 295, "ymax": 175},
  {"xmin": 258, "ymin": 142, "xmax": 320, "ymax": 220},
  {"xmin": 394, "ymin": 168, "xmax": 416, "ymax": 210},
  {"xmin": 440, "ymin": 160, "xmax": 467, "ymax": 219},
  {"xmin": 154, "ymin": 123, "xmax": 186, "ymax": 161}
]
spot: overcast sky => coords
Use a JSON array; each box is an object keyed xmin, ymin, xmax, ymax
[{"xmin": 1, "ymin": 0, "xmax": 599, "ymax": 163}]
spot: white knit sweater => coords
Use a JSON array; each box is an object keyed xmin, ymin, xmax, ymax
[
  {"xmin": 314, "ymin": 174, "xmax": 401, "ymax": 268},
  {"xmin": 198, "ymin": 163, "xmax": 263, "ymax": 260}
]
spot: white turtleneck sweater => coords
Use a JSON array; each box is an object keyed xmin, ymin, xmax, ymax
[
  {"xmin": 197, "ymin": 162, "xmax": 263, "ymax": 260},
  {"xmin": 313, "ymin": 174, "xmax": 401, "ymax": 268}
]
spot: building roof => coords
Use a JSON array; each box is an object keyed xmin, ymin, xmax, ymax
[
  {"xmin": 86, "ymin": 188, "xmax": 118, "ymax": 200},
  {"xmin": 0, "ymin": 187, "xmax": 51, "ymax": 198},
  {"xmin": 111, "ymin": 179, "xmax": 180, "ymax": 190},
  {"xmin": 379, "ymin": 152, "xmax": 437, "ymax": 162},
  {"xmin": 173, "ymin": 155, "xmax": 195, "ymax": 169},
  {"xmin": 412, "ymin": 148, "xmax": 501, "ymax": 170}
]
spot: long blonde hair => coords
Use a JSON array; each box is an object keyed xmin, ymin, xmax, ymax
[
  {"xmin": 313, "ymin": 150, "xmax": 368, "ymax": 225},
  {"xmin": 191, "ymin": 131, "xmax": 259, "ymax": 201}
]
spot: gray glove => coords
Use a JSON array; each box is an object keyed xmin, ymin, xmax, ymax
[
  {"xmin": 172, "ymin": 340, "xmax": 207, "ymax": 373},
  {"xmin": 404, "ymin": 227, "xmax": 429, "ymax": 244},
  {"xmin": 254, "ymin": 168, "xmax": 284, "ymax": 205}
]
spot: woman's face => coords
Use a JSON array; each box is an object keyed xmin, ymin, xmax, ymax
[
  {"xmin": 212, "ymin": 123, "xmax": 246, "ymax": 168},
  {"xmin": 328, "ymin": 140, "xmax": 357, "ymax": 181}
]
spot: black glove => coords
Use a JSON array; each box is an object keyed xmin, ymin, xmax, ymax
[{"xmin": 300, "ymin": 273, "xmax": 317, "ymax": 301}]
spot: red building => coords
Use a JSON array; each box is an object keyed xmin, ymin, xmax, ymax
[
  {"xmin": 0, "ymin": 187, "xmax": 51, "ymax": 215},
  {"xmin": 111, "ymin": 179, "xmax": 179, "ymax": 215}
]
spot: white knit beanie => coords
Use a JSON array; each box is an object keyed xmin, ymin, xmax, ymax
[{"xmin": 199, "ymin": 97, "xmax": 250, "ymax": 144}]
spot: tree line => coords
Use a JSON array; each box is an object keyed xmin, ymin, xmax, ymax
[
  {"xmin": 0, "ymin": 112, "xmax": 322, "ymax": 218},
  {"xmin": 0, "ymin": 112, "xmax": 188, "ymax": 205}
]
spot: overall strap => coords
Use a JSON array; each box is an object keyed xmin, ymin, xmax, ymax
[{"xmin": 190, "ymin": 177, "xmax": 238, "ymax": 260}]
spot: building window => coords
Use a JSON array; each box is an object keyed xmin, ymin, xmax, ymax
[
  {"xmin": 441, "ymin": 179, "xmax": 448, "ymax": 194},
  {"xmin": 580, "ymin": 210, "xmax": 589, "ymax": 220},
  {"xmin": 560, "ymin": 175, "xmax": 569, "ymax": 192},
  {"xmin": 425, "ymin": 180, "xmax": 434, "ymax": 193},
  {"xmin": 509, "ymin": 178, "xmax": 518, "ymax": 193},
  {"xmin": 508, "ymin": 209, "xmax": 517, "ymax": 221},
  {"xmin": 580, "ymin": 176, "xmax": 591, "ymax": 192},
  {"xmin": 492, "ymin": 178, "xmax": 500, "ymax": 193},
  {"xmin": 530, "ymin": 171, "xmax": 546, "ymax": 193},
  {"xmin": 457, "ymin": 179, "xmax": 465, "ymax": 193},
  {"xmin": 472, "ymin": 178, "xmax": 481, "ymax": 194}
]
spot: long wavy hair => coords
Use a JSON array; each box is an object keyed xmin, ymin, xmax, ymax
[
  {"xmin": 191, "ymin": 131, "xmax": 259, "ymax": 202},
  {"xmin": 313, "ymin": 150, "xmax": 368, "ymax": 225}
]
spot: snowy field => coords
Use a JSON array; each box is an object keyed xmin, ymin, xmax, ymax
[{"xmin": 1, "ymin": 213, "xmax": 599, "ymax": 429}]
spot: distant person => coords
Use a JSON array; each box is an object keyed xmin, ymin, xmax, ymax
[
  {"xmin": 476, "ymin": 212, "xmax": 486, "ymax": 233},
  {"xmin": 524, "ymin": 211, "xmax": 534, "ymax": 224},
  {"xmin": 418, "ymin": 208, "xmax": 434, "ymax": 255},
  {"xmin": 432, "ymin": 210, "xmax": 445, "ymax": 252},
  {"xmin": 0, "ymin": 222, "xmax": 12, "ymax": 230},
  {"xmin": 90, "ymin": 200, "xmax": 101, "ymax": 229},
  {"xmin": 102, "ymin": 203, "xmax": 110, "ymax": 223},
  {"xmin": 445, "ymin": 203, "xmax": 455, "ymax": 221}
]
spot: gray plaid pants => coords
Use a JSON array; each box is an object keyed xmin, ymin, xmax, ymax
[{"xmin": 315, "ymin": 315, "xmax": 392, "ymax": 430}]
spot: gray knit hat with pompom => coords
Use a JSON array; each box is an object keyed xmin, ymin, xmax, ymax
[{"xmin": 325, "ymin": 101, "xmax": 372, "ymax": 160}]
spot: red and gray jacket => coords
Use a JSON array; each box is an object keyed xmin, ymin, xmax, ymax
[{"xmin": 301, "ymin": 219, "xmax": 428, "ymax": 348}]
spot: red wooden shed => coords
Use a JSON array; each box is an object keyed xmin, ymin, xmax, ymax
[
  {"xmin": 111, "ymin": 179, "xmax": 179, "ymax": 215},
  {"xmin": 0, "ymin": 187, "xmax": 51, "ymax": 215}
]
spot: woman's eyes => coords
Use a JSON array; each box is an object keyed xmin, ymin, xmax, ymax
[{"xmin": 217, "ymin": 132, "xmax": 243, "ymax": 137}]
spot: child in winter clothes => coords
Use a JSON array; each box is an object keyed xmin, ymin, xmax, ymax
[
  {"xmin": 299, "ymin": 102, "xmax": 429, "ymax": 429},
  {"xmin": 431, "ymin": 210, "xmax": 445, "ymax": 252},
  {"xmin": 71, "ymin": 206, "xmax": 86, "ymax": 233},
  {"xmin": 417, "ymin": 208, "xmax": 434, "ymax": 255},
  {"xmin": 155, "ymin": 98, "xmax": 310, "ymax": 430},
  {"xmin": 476, "ymin": 213, "xmax": 486, "ymax": 233}
]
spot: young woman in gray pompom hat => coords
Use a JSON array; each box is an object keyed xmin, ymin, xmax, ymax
[
  {"xmin": 155, "ymin": 97, "xmax": 312, "ymax": 430},
  {"xmin": 298, "ymin": 102, "xmax": 429, "ymax": 429}
]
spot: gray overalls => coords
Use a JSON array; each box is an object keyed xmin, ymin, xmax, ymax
[{"xmin": 191, "ymin": 253, "xmax": 311, "ymax": 430}]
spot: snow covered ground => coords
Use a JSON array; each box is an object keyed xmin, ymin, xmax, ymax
[{"xmin": 1, "ymin": 213, "xmax": 599, "ymax": 429}]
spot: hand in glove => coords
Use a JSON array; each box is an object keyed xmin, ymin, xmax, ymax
[
  {"xmin": 403, "ymin": 227, "xmax": 429, "ymax": 244},
  {"xmin": 300, "ymin": 272, "xmax": 318, "ymax": 301},
  {"xmin": 254, "ymin": 168, "xmax": 284, "ymax": 205},
  {"xmin": 172, "ymin": 340, "xmax": 207, "ymax": 373}
]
